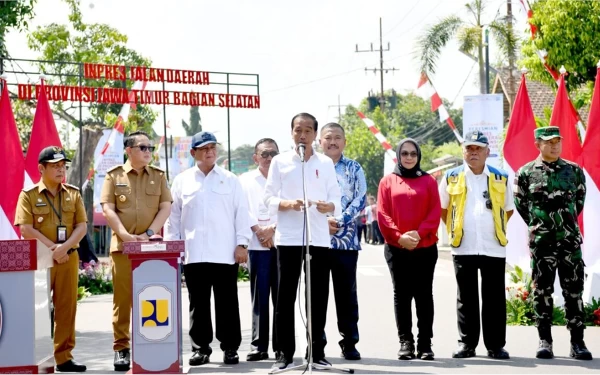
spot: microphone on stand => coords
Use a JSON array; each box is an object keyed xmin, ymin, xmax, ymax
[{"xmin": 298, "ymin": 143, "xmax": 306, "ymax": 162}]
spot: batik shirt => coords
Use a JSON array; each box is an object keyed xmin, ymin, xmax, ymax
[{"xmin": 331, "ymin": 154, "xmax": 367, "ymax": 250}]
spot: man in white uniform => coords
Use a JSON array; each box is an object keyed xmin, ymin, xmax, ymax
[
  {"xmin": 165, "ymin": 131, "xmax": 251, "ymax": 367},
  {"xmin": 264, "ymin": 113, "xmax": 342, "ymax": 370},
  {"xmin": 239, "ymin": 138, "xmax": 279, "ymax": 362}
]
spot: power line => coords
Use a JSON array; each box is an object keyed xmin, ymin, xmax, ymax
[
  {"xmin": 383, "ymin": 1, "xmax": 421, "ymax": 36},
  {"xmin": 355, "ymin": 18, "xmax": 397, "ymax": 112},
  {"xmin": 261, "ymin": 66, "xmax": 365, "ymax": 94}
]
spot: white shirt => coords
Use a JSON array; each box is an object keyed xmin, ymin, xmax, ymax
[
  {"xmin": 365, "ymin": 205, "xmax": 373, "ymax": 224},
  {"xmin": 239, "ymin": 168, "xmax": 277, "ymax": 251},
  {"xmin": 264, "ymin": 149, "xmax": 342, "ymax": 248},
  {"xmin": 164, "ymin": 164, "xmax": 252, "ymax": 265},
  {"xmin": 439, "ymin": 164, "xmax": 515, "ymax": 258}
]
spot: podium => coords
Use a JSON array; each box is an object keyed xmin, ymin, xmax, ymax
[
  {"xmin": 123, "ymin": 240, "xmax": 185, "ymax": 374},
  {"xmin": 0, "ymin": 239, "xmax": 54, "ymax": 374}
]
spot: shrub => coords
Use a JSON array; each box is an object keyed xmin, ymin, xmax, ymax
[{"xmin": 79, "ymin": 260, "xmax": 113, "ymax": 295}]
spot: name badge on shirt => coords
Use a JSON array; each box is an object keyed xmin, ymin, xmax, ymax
[{"xmin": 57, "ymin": 226, "xmax": 67, "ymax": 244}]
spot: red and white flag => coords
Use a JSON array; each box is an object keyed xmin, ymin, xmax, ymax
[
  {"xmin": 357, "ymin": 111, "xmax": 397, "ymax": 175},
  {"xmin": 550, "ymin": 72, "xmax": 583, "ymax": 164},
  {"xmin": 416, "ymin": 73, "xmax": 463, "ymax": 143},
  {"xmin": 24, "ymin": 79, "xmax": 62, "ymax": 187},
  {"xmin": 82, "ymin": 80, "xmax": 147, "ymax": 190},
  {"xmin": 503, "ymin": 72, "xmax": 539, "ymax": 267},
  {"xmin": 581, "ymin": 62, "xmax": 600, "ymax": 271},
  {"xmin": 357, "ymin": 111, "xmax": 397, "ymax": 166},
  {"xmin": 0, "ymin": 79, "xmax": 25, "ymax": 239}
]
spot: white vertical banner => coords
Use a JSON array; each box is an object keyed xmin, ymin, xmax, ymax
[
  {"xmin": 463, "ymin": 94, "xmax": 505, "ymax": 168},
  {"xmin": 93, "ymin": 129, "xmax": 124, "ymax": 225}
]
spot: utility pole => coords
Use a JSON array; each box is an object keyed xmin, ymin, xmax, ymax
[
  {"xmin": 355, "ymin": 17, "xmax": 396, "ymax": 112},
  {"xmin": 506, "ymin": 0, "xmax": 516, "ymax": 109},
  {"xmin": 328, "ymin": 94, "xmax": 347, "ymax": 123}
]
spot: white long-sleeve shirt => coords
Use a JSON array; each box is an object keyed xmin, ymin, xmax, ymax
[
  {"xmin": 263, "ymin": 150, "xmax": 342, "ymax": 248},
  {"xmin": 164, "ymin": 164, "xmax": 252, "ymax": 265},
  {"xmin": 439, "ymin": 164, "xmax": 515, "ymax": 258},
  {"xmin": 239, "ymin": 168, "xmax": 277, "ymax": 251}
]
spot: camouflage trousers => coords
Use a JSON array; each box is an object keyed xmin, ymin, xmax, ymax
[{"xmin": 531, "ymin": 245, "xmax": 586, "ymax": 333}]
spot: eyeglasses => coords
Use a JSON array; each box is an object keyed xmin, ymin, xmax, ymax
[
  {"xmin": 483, "ymin": 191, "xmax": 492, "ymax": 210},
  {"xmin": 401, "ymin": 151, "xmax": 418, "ymax": 158},
  {"xmin": 133, "ymin": 145, "xmax": 156, "ymax": 152},
  {"xmin": 259, "ymin": 151, "xmax": 279, "ymax": 159}
]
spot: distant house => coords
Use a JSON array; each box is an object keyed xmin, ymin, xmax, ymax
[{"xmin": 491, "ymin": 68, "xmax": 589, "ymax": 125}]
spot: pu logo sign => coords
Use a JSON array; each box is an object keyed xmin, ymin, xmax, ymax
[{"xmin": 137, "ymin": 285, "xmax": 173, "ymax": 342}]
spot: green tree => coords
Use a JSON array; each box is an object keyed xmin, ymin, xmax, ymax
[
  {"xmin": 342, "ymin": 91, "xmax": 463, "ymax": 196},
  {"xmin": 24, "ymin": 0, "xmax": 157, "ymax": 186},
  {"xmin": 0, "ymin": 0, "xmax": 36, "ymax": 56},
  {"xmin": 416, "ymin": 0, "xmax": 519, "ymax": 94},
  {"xmin": 182, "ymin": 106, "xmax": 202, "ymax": 136},
  {"xmin": 520, "ymin": 0, "xmax": 600, "ymax": 92}
]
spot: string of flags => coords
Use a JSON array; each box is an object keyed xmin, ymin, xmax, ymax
[{"xmin": 416, "ymin": 73, "xmax": 463, "ymax": 143}]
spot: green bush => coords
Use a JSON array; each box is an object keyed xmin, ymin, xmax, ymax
[
  {"xmin": 238, "ymin": 264, "xmax": 249, "ymax": 282},
  {"xmin": 506, "ymin": 266, "xmax": 600, "ymax": 326},
  {"xmin": 79, "ymin": 260, "xmax": 113, "ymax": 295}
]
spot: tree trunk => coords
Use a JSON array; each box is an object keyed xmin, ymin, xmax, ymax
[{"xmin": 66, "ymin": 125, "xmax": 104, "ymax": 231}]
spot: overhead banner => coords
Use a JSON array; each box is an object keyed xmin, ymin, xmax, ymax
[
  {"xmin": 93, "ymin": 129, "xmax": 124, "ymax": 225},
  {"xmin": 462, "ymin": 94, "xmax": 504, "ymax": 168}
]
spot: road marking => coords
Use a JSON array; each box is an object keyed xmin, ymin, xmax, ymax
[{"xmin": 357, "ymin": 267, "xmax": 383, "ymax": 276}]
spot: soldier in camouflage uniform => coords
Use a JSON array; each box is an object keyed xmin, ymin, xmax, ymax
[{"xmin": 514, "ymin": 126, "xmax": 592, "ymax": 360}]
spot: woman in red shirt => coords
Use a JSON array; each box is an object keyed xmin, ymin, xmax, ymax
[{"xmin": 377, "ymin": 138, "xmax": 441, "ymax": 361}]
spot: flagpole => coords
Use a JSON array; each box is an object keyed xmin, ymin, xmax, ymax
[{"xmin": 162, "ymin": 80, "xmax": 169, "ymax": 180}]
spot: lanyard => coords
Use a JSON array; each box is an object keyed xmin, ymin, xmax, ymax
[{"xmin": 44, "ymin": 190, "xmax": 62, "ymax": 225}]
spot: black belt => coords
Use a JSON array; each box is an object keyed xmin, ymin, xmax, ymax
[{"xmin": 67, "ymin": 248, "xmax": 76, "ymax": 255}]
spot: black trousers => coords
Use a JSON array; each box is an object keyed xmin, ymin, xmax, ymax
[
  {"xmin": 183, "ymin": 262, "xmax": 241, "ymax": 352},
  {"xmin": 385, "ymin": 244, "xmax": 438, "ymax": 348},
  {"xmin": 372, "ymin": 220, "xmax": 384, "ymax": 244},
  {"xmin": 327, "ymin": 250, "xmax": 360, "ymax": 348},
  {"xmin": 275, "ymin": 245, "xmax": 330, "ymax": 360},
  {"xmin": 248, "ymin": 248, "xmax": 279, "ymax": 352},
  {"xmin": 452, "ymin": 255, "xmax": 506, "ymax": 350}
]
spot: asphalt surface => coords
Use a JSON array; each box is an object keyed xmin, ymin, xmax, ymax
[{"xmin": 72, "ymin": 243, "xmax": 600, "ymax": 373}]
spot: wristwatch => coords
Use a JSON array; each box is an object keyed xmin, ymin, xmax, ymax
[
  {"xmin": 238, "ymin": 244, "xmax": 248, "ymax": 249},
  {"xmin": 146, "ymin": 229, "xmax": 155, "ymax": 236}
]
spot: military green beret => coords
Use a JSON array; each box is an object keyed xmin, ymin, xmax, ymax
[{"xmin": 534, "ymin": 126, "xmax": 562, "ymax": 140}]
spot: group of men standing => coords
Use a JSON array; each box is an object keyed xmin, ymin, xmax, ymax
[{"xmin": 11, "ymin": 114, "xmax": 593, "ymax": 373}]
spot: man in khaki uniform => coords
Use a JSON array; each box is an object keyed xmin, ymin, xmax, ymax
[
  {"xmin": 100, "ymin": 131, "xmax": 172, "ymax": 371},
  {"xmin": 15, "ymin": 146, "xmax": 88, "ymax": 373}
]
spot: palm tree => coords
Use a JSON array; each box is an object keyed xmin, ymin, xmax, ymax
[{"xmin": 416, "ymin": 0, "xmax": 519, "ymax": 96}]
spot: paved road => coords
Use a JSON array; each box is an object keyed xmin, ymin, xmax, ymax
[{"xmin": 73, "ymin": 244, "xmax": 600, "ymax": 373}]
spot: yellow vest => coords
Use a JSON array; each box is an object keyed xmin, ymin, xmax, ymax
[{"xmin": 445, "ymin": 165, "xmax": 509, "ymax": 248}]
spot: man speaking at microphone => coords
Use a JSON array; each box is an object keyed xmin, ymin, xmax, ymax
[{"xmin": 264, "ymin": 113, "xmax": 342, "ymax": 370}]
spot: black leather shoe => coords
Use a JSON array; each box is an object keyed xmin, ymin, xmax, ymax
[
  {"xmin": 570, "ymin": 341, "xmax": 593, "ymax": 360},
  {"xmin": 313, "ymin": 358, "xmax": 332, "ymax": 367},
  {"xmin": 398, "ymin": 341, "xmax": 416, "ymax": 360},
  {"xmin": 223, "ymin": 350, "xmax": 239, "ymax": 365},
  {"xmin": 189, "ymin": 351, "xmax": 210, "ymax": 366},
  {"xmin": 271, "ymin": 356, "xmax": 294, "ymax": 370},
  {"xmin": 246, "ymin": 350, "xmax": 269, "ymax": 361},
  {"xmin": 536, "ymin": 339, "xmax": 554, "ymax": 359},
  {"xmin": 56, "ymin": 359, "xmax": 87, "ymax": 372},
  {"xmin": 452, "ymin": 343, "xmax": 476, "ymax": 358},
  {"xmin": 340, "ymin": 345, "xmax": 361, "ymax": 360},
  {"xmin": 487, "ymin": 348, "xmax": 510, "ymax": 359},
  {"xmin": 113, "ymin": 349, "xmax": 130, "ymax": 371},
  {"xmin": 417, "ymin": 345, "xmax": 435, "ymax": 361}
]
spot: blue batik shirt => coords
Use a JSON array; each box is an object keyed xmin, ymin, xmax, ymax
[{"xmin": 331, "ymin": 154, "xmax": 367, "ymax": 250}]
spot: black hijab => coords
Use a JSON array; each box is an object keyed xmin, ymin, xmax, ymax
[{"xmin": 393, "ymin": 138, "xmax": 428, "ymax": 178}]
